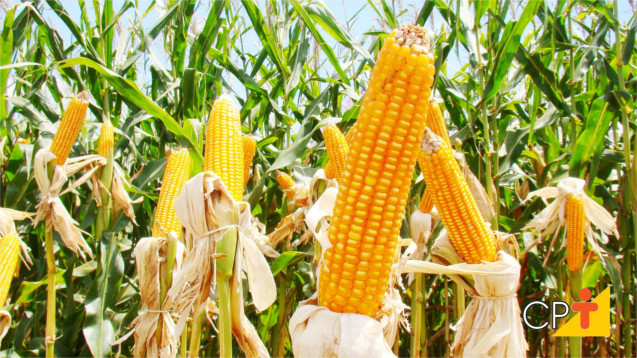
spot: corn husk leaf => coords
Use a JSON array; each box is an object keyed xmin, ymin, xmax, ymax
[
  {"xmin": 229, "ymin": 236, "xmax": 271, "ymax": 358},
  {"xmin": 236, "ymin": 202, "xmax": 277, "ymax": 311},
  {"xmin": 120, "ymin": 236, "xmax": 185, "ymax": 358},
  {"xmin": 0, "ymin": 311, "xmax": 10, "ymax": 340},
  {"xmin": 289, "ymin": 295, "xmax": 395, "ymax": 358},
  {"xmin": 455, "ymin": 152, "xmax": 496, "ymax": 223},
  {"xmin": 111, "ymin": 163, "xmax": 139, "ymax": 223},
  {"xmin": 33, "ymin": 149, "xmax": 105, "ymax": 259},
  {"xmin": 166, "ymin": 172, "xmax": 235, "ymax": 337},
  {"xmin": 398, "ymin": 251, "xmax": 527, "ymax": 357}
]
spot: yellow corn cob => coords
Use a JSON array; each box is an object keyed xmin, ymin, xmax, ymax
[
  {"xmin": 323, "ymin": 124, "xmax": 349, "ymax": 181},
  {"xmin": 418, "ymin": 187, "xmax": 435, "ymax": 213},
  {"xmin": 152, "ymin": 148, "xmax": 191, "ymax": 240},
  {"xmin": 97, "ymin": 120, "xmax": 114, "ymax": 158},
  {"xmin": 325, "ymin": 123, "xmax": 358, "ymax": 175},
  {"xmin": 425, "ymin": 102, "xmax": 451, "ymax": 146},
  {"xmin": 415, "ymin": 102, "xmax": 451, "ymax": 215},
  {"xmin": 419, "ymin": 128, "xmax": 496, "ymax": 264},
  {"xmin": 324, "ymin": 161, "xmax": 338, "ymax": 179},
  {"xmin": 242, "ymin": 135, "xmax": 257, "ymax": 188},
  {"xmin": 0, "ymin": 231, "xmax": 20, "ymax": 306},
  {"xmin": 204, "ymin": 94, "xmax": 244, "ymax": 201},
  {"xmin": 50, "ymin": 91, "xmax": 89, "ymax": 165},
  {"xmin": 275, "ymin": 170, "xmax": 307, "ymax": 206},
  {"xmin": 319, "ymin": 24, "xmax": 435, "ymax": 317},
  {"xmin": 566, "ymin": 196, "xmax": 586, "ymax": 272}
]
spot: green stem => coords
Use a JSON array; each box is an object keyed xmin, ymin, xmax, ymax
[
  {"xmin": 410, "ymin": 273, "xmax": 426, "ymax": 357},
  {"xmin": 45, "ymin": 227, "xmax": 56, "ymax": 358},
  {"xmin": 217, "ymin": 276, "xmax": 233, "ymax": 358},
  {"xmin": 622, "ymin": 252, "xmax": 632, "ymax": 357},
  {"xmin": 272, "ymin": 275, "xmax": 287, "ymax": 357},
  {"xmin": 180, "ymin": 327, "xmax": 187, "ymax": 358},
  {"xmin": 569, "ymin": 271, "xmax": 582, "ymax": 357},
  {"xmin": 454, "ymin": 284, "xmax": 465, "ymax": 322},
  {"xmin": 188, "ymin": 311, "xmax": 204, "ymax": 358}
]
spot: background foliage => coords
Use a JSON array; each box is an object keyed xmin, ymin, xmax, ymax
[{"xmin": 0, "ymin": 0, "xmax": 635, "ymax": 356}]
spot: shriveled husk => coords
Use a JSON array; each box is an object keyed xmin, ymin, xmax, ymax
[
  {"xmin": 0, "ymin": 311, "xmax": 10, "ymax": 340},
  {"xmin": 289, "ymin": 295, "xmax": 395, "ymax": 358},
  {"xmin": 164, "ymin": 172, "xmax": 234, "ymax": 336},
  {"xmin": 269, "ymin": 169, "xmax": 335, "ymax": 249},
  {"xmin": 33, "ymin": 149, "xmax": 106, "ymax": 259},
  {"xmin": 166, "ymin": 172, "xmax": 275, "ymax": 356},
  {"xmin": 120, "ymin": 236, "xmax": 186, "ymax": 358},
  {"xmin": 90, "ymin": 161, "xmax": 138, "ymax": 224},
  {"xmin": 402, "ymin": 232, "xmax": 528, "ymax": 357}
]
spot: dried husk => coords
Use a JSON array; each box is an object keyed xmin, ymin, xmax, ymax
[
  {"xmin": 33, "ymin": 149, "xmax": 106, "ymax": 259},
  {"xmin": 289, "ymin": 295, "xmax": 395, "ymax": 358},
  {"xmin": 111, "ymin": 163, "xmax": 139, "ymax": 223},
  {"xmin": 0, "ymin": 311, "xmax": 10, "ymax": 340},
  {"xmin": 165, "ymin": 172, "xmax": 234, "ymax": 336},
  {"xmin": 399, "ymin": 248, "xmax": 528, "ymax": 357},
  {"xmin": 122, "ymin": 236, "xmax": 186, "ymax": 358}
]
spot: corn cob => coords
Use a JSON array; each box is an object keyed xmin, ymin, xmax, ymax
[
  {"xmin": 419, "ymin": 128, "xmax": 496, "ymax": 264},
  {"xmin": 418, "ymin": 188, "xmax": 435, "ymax": 213},
  {"xmin": 324, "ymin": 161, "xmax": 338, "ymax": 180},
  {"xmin": 152, "ymin": 148, "xmax": 191, "ymax": 240},
  {"xmin": 566, "ymin": 196, "xmax": 586, "ymax": 272},
  {"xmin": 275, "ymin": 170, "xmax": 307, "ymax": 206},
  {"xmin": 325, "ymin": 123, "xmax": 358, "ymax": 177},
  {"xmin": 323, "ymin": 124, "xmax": 349, "ymax": 181},
  {"xmin": 425, "ymin": 102, "xmax": 450, "ymax": 146},
  {"xmin": 50, "ymin": 91, "xmax": 90, "ymax": 165},
  {"xmin": 98, "ymin": 120, "xmax": 114, "ymax": 158},
  {"xmin": 204, "ymin": 95, "xmax": 244, "ymax": 201},
  {"xmin": 242, "ymin": 135, "xmax": 257, "ymax": 188},
  {"xmin": 319, "ymin": 24, "xmax": 435, "ymax": 317},
  {"xmin": 0, "ymin": 231, "xmax": 20, "ymax": 306}
]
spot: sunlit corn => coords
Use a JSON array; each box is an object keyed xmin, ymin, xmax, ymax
[
  {"xmin": 97, "ymin": 120, "xmax": 114, "ymax": 158},
  {"xmin": 319, "ymin": 24, "xmax": 435, "ymax": 317},
  {"xmin": 323, "ymin": 124, "xmax": 349, "ymax": 181},
  {"xmin": 204, "ymin": 94, "xmax": 244, "ymax": 201},
  {"xmin": 0, "ymin": 231, "xmax": 20, "ymax": 306},
  {"xmin": 418, "ymin": 188, "xmax": 435, "ymax": 214},
  {"xmin": 49, "ymin": 91, "xmax": 89, "ymax": 165},
  {"xmin": 566, "ymin": 196, "xmax": 586, "ymax": 272},
  {"xmin": 419, "ymin": 128, "xmax": 496, "ymax": 264},
  {"xmin": 152, "ymin": 148, "xmax": 191, "ymax": 240},
  {"xmin": 425, "ymin": 102, "xmax": 451, "ymax": 146},
  {"xmin": 242, "ymin": 135, "xmax": 257, "ymax": 188}
]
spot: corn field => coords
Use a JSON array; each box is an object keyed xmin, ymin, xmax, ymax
[{"xmin": 0, "ymin": 0, "xmax": 635, "ymax": 357}]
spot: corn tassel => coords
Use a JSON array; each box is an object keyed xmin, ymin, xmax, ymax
[
  {"xmin": 97, "ymin": 120, "xmax": 114, "ymax": 158},
  {"xmin": 566, "ymin": 196, "xmax": 586, "ymax": 272},
  {"xmin": 242, "ymin": 135, "xmax": 256, "ymax": 188},
  {"xmin": 419, "ymin": 128, "xmax": 496, "ymax": 264},
  {"xmin": 50, "ymin": 91, "xmax": 89, "ymax": 165},
  {"xmin": 323, "ymin": 124, "xmax": 349, "ymax": 181},
  {"xmin": 204, "ymin": 94, "xmax": 244, "ymax": 201},
  {"xmin": 319, "ymin": 24, "xmax": 435, "ymax": 317},
  {"xmin": 152, "ymin": 148, "xmax": 191, "ymax": 240},
  {"xmin": 0, "ymin": 231, "xmax": 20, "ymax": 306}
]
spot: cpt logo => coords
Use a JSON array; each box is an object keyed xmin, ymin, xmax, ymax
[{"xmin": 522, "ymin": 287, "xmax": 610, "ymax": 337}]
